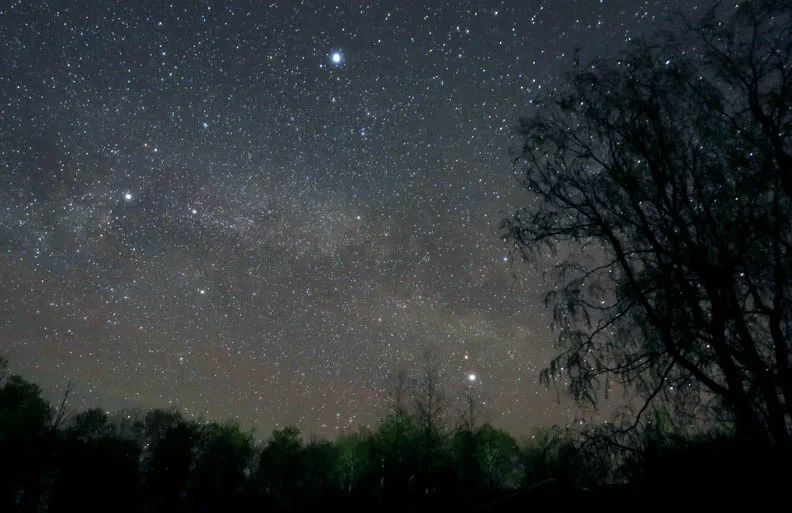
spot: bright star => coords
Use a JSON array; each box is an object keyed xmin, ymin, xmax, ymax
[
  {"xmin": 468, "ymin": 373, "xmax": 477, "ymax": 382},
  {"xmin": 329, "ymin": 50, "xmax": 344, "ymax": 66},
  {"xmin": 124, "ymin": 192, "xmax": 133, "ymax": 201}
]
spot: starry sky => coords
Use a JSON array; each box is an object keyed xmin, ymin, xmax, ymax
[{"xmin": 0, "ymin": 0, "xmax": 703, "ymax": 436}]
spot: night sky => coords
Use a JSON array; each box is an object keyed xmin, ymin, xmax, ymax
[{"xmin": 1, "ymin": 1, "xmax": 703, "ymax": 436}]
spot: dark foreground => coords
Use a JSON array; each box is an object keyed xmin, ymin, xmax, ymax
[{"xmin": 1, "ymin": 368, "xmax": 789, "ymax": 512}]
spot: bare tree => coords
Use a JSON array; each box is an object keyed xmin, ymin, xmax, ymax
[
  {"xmin": 385, "ymin": 368, "xmax": 411, "ymax": 417},
  {"xmin": 413, "ymin": 349, "xmax": 446, "ymax": 434},
  {"xmin": 51, "ymin": 381, "xmax": 75, "ymax": 432},
  {"xmin": 503, "ymin": 0, "xmax": 792, "ymax": 447},
  {"xmin": 457, "ymin": 382, "xmax": 480, "ymax": 432}
]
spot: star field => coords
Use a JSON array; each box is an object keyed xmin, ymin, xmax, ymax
[{"xmin": 0, "ymin": 1, "xmax": 703, "ymax": 436}]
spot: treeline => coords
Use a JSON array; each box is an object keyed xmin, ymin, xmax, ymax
[
  {"xmin": 0, "ymin": 360, "xmax": 576, "ymax": 512},
  {"xmin": 1, "ymin": 360, "xmax": 788, "ymax": 512}
]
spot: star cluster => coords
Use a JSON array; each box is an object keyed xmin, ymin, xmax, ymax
[{"xmin": 0, "ymin": 0, "xmax": 701, "ymax": 435}]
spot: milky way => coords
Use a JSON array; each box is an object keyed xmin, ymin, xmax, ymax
[{"xmin": 0, "ymin": 1, "xmax": 702, "ymax": 436}]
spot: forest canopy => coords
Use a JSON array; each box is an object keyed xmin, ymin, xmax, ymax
[{"xmin": 0, "ymin": 356, "xmax": 786, "ymax": 512}]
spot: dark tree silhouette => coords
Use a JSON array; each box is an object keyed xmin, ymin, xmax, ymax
[
  {"xmin": 255, "ymin": 426, "xmax": 305, "ymax": 503},
  {"xmin": 456, "ymin": 381, "xmax": 480, "ymax": 432},
  {"xmin": 411, "ymin": 350, "xmax": 456, "ymax": 499},
  {"xmin": 188, "ymin": 422, "xmax": 255, "ymax": 513},
  {"xmin": 413, "ymin": 350, "xmax": 446, "ymax": 437},
  {"xmin": 0, "ymin": 363, "xmax": 52, "ymax": 513},
  {"xmin": 141, "ymin": 409, "xmax": 198, "ymax": 513},
  {"xmin": 503, "ymin": 0, "xmax": 792, "ymax": 446},
  {"xmin": 50, "ymin": 409, "xmax": 142, "ymax": 513}
]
